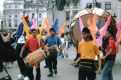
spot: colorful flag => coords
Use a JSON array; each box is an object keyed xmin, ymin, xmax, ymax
[
  {"xmin": 53, "ymin": 18, "xmax": 59, "ymax": 33},
  {"xmin": 31, "ymin": 18, "xmax": 38, "ymax": 30},
  {"xmin": 79, "ymin": 17, "xmax": 84, "ymax": 32},
  {"xmin": 22, "ymin": 17, "xmax": 32, "ymax": 39},
  {"xmin": 43, "ymin": 18, "xmax": 51, "ymax": 36},
  {"xmin": 96, "ymin": 15, "xmax": 112, "ymax": 47},
  {"xmin": 87, "ymin": 14, "xmax": 99, "ymax": 39}
]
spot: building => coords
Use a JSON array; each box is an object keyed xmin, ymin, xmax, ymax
[
  {"xmin": 79, "ymin": 0, "xmax": 121, "ymax": 22},
  {"xmin": 0, "ymin": 12, "xmax": 3, "ymax": 30},
  {"xmin": 3, "ymin": 0, "xmax": 24, "ymax": 30},
  {"xmin": 24, "ymin": 0, "xmax": 47, "ymax": 26}
]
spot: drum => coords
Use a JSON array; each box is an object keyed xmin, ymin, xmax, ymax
[
  {"xmin": 24, "ymin": 48, "xmax": 47, "ymax": 67},
  {"xmin": 48, "ymin": 45, "xmax": 60, "ymax": 54},
  {"xmin": 69, "ymin": 7, "xmax": 116, "ymax": 46}
]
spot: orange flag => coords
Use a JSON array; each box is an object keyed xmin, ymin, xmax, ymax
[
  {"xmin": 87, "ymin": 14, "xmax": 99, "ymax": 40},
  {"xmin": 58, "ymin": 22, "xmax": 67, "ymax": 37},
  {"xmin": 44, "ymin": 18, "xmax": 51, "ymax": 36}
]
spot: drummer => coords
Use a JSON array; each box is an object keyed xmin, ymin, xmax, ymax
[
  {"xmin": 20, "ymin": 29, "xmax": 45, "ymax": 80},
  {"xmin": 74, "ymin": 27, "xmax": 101, "ymax": 80},
  {"xmin": 45, "ymin": 28, "xmax": 62, "ymax": 77}
]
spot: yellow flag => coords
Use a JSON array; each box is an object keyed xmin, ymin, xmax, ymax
[{"xmin": 22, "ymin": 17, "xmax": 32, "ymax": 39}]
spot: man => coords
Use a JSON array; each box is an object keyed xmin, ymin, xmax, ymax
[
  {"xmin": 20, "ymin": 29, "xmax": 44, "ymax": 80},
  {"xmin": 45, "ymin": 28, "xmax": 61, "ymax": 77},
  {"xmin": 101, "ymin": 29, "xmax": 117, "ymax": 80}
]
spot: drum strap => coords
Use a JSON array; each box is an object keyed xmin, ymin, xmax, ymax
[{"xmin": 38, "ymin": 39, "xmax": 40, "ymax": 48}]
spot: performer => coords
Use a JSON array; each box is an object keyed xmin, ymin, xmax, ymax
[
  {"xmin": 20, "ymin": 29, "xmax": 45, "ymax": 80},
  {"xmin": 45, "ymin": 28, "xmax": 62, "ymax": 77},
  {"xmin": 74, "ymin": 27, "xmax": 101, "ymax": 80},
  {"xmin": 101, "ymin": 28, "xmax": 117, "ymax": 80},
  {"xmin": 16, "ymin": 15, "xmax": 32, "ymax": 79}
]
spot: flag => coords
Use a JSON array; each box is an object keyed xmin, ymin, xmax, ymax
[
  {"xmin": 31, "ymin": 18, "xmax": 38, "ymax": 30},
  {"xmin": 21, "ymin": 17, "xmax": 32, "ymax": 39},
  {"xmin": 79, "ymin": 17, "xmax": 84, "ymax": 32},
  {"xmin": 115, "ymin": 20, "xmax": 121, "ymax": 53},
  {"xmin": 96, "ymin": 15, "xmax": 112, "ymax": 47},
  {"xmin": 58, "ymin": 22, "xmax": 67, "ymax": 37},
  {"xmin": 44, "ymin": 18, "xmax": 51, "ymax": 36},
  {"xmin": 87, "ymin": 14, "xmax": 99, "ymax": 39},
  {"xmin": 53, "ymin": 18, "xmax": 59, "ymax": 33}
]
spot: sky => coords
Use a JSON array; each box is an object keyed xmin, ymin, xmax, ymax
[{"xmin": 0, "ymin": 0, "xmax": 5, "ymax": 11}]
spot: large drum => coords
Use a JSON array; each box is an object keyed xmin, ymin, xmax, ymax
[
  {"xmin": 24, "ymin": 45, "xmax": 60, "ymax": 67},
  {"xmin": 24, "ymin": 48, "xmax": 47, "ymax": 67},
  {"xmin": 69, "ymin": 7, "xmax": 116, "ymax": 46}
]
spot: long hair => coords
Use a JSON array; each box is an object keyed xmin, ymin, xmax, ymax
[{"xmin": 82, "ymin": 27, "xmax": 93, "ymax": 41}]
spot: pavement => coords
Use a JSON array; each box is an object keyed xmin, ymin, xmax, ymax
[{"xmin": 0, "ymin": 46, "xmax": 121, "ymax": 80}]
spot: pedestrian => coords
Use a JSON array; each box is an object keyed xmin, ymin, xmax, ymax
[
  {"xmin": 20, "ymin": 29, "xmax": 45, "ymax": 80},
  {"xmin": 45, "ymin": 28, "xmax": 62, "ymax": 77},
  {"xmin": 101, "ymin": 28, "xmax": 117, "ymax": 80},
  {"xmin": 74, "ymin": 27, "xmax": 101, "ymax": 80}
]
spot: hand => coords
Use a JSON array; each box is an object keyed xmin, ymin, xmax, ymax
[
  {"xmin": 71, "ymin": 61, "xmax": 78, "ymax": 65},
  {"xmin": 19, "ymin": 53, "xmax": 22, "ymax": 58},
  {"xmin": 1, "ymin": 33, "xmax": 11, "ymax": 43},
  {"xmin": 102, "ymin": 56, "xmax": 106, "ymax": 59},
  {"xmin": 97, "ymin": 68, "xmax": 102, "ymax": 75}
]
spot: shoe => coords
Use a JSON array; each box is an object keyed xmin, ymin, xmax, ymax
[
  {"xmin": 47, "ymin": 73, "xmax": 53, "ymax": 77},
  {"xmin": 24, "ymin": 76, "xmax": 29, "ymax": 80},
  {"xmin": 18, "ymin": 74, "xmax": 24, "ymax": 80},
  {"xmin": 54, "ymin": 70, "xmax": 57, "ymax": 74}
]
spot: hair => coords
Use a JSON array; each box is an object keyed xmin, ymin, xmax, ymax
[
  {"xmin": 49, "ymin": 28, "xmax": 55, "ymax": 32},
  {"xmin": 82, "ymin": 27, "xmax": 93, "ymax": 41},
  {"xmin": 31, "ymin": 29, "xmax": 37, "ymax": 33}
]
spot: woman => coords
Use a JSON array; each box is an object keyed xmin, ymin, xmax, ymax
[{"xmin": 74, "ymin": 27, "xmax": 101, "ymax": 80}]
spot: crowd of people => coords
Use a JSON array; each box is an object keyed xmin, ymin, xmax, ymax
[{"xmin": 0, "ymin": 14, "xmax": 118, "ymax": 80}]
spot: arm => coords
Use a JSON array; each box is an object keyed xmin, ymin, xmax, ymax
[
  {"xmin": 103, "ymin": 49, "xmax": 112, "ymax": 59},
  {"xmin": 97, "ymin": 54, "xmax": 102, "ymax": 74},
  {"xmin": 20, "ymin": 40, "xmax": 29, "ymax": 58}
]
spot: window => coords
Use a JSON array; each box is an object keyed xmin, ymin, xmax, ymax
[
  {"xmin": 73, "ymin": 10, "xmax": 78, "ymax": 16},
  {"xmin": 66, "ymin": 11, "xmax": 70, "ymax": 20},
  {"xmin": 39, "ymin": 13, "xmax": 41, "ymax": 18},
  {"xmin": 32, "ymin": 13, "xmax": 35, "ymax": 18},
  {"xmin": 14, "ymin": 19, "xmax": 18, "ymax": 27},
  {"xmin": 15, "ymin": 5, "xmax": 17, "ymax": 8},
  {"xmin": 15, "ymin": 15, "xmax": 17, "ymax": 18},
  {"xmin": 66, "ymin": 2, "xmax": 70, "ymax": 7},
  {"xmin": 8, "ymin": 19, "xmax": 11, "ymax": 27},
  {"xmin": 9, "ymin": 15, "xmax": 11, "ymax": 18},
  {"xmin": 97, "ymin": 2, "xmax": 102, "ymax": 8},
  {"xmin": 105, "ymin": 2, "xmax": 111, "ymax": 10}
]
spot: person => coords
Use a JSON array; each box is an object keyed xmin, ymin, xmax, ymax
[
  {"xmin": 20, "ymin": 29, "xmax": 45, "ymax": 80},
  {"xmin": 74, "ymin": 27, "xmax": 101, "ymax": 80},
  {"xmin": 101, "ymin": 29, "xmax": 117, "ymax": 80},
  {"xmin": 16, "ymin": 15, "xmax": 32, "ymax": 79},
  {"xmin": 45, "ymin": 28, "xmax": 62, "ymax": 77}
]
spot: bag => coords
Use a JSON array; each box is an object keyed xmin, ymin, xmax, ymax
[{"xmin": 0, "ymin": 67, "xmax": 12, "ymax": 80}]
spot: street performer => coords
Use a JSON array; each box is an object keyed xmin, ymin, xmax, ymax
[
  {"xmin": 20, "ymin": 29, "xmax": 45, "ymax": 80},
  {"xmin": 74, "ymin": 27, "xmax": 101, "ymax": 80}
]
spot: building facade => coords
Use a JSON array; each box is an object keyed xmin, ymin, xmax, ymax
[{"xmin": 3, "ymin": 0, "xmax": 24, "ymax": 30}]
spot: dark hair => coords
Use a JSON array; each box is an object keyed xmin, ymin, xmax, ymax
[
  {"xmin": 82, "ymin": 27, "xmax": 93, "ymax": 41},
  {"xmin": 49, "ymin": 28, "xmax": 55, "ymax": 32},
  {"xmin": 31, "ymin": 29, "xmax": 37, "ymax": 33}
]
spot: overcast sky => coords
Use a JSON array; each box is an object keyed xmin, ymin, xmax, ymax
[{"xmin": 0, "ymin": 0, "xmax": 5, "ymax": 11}]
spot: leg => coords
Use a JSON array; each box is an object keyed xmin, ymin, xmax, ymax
[
  {"xmin": 108, "ymin": 70, "xmax": 113, "ymax": 80},
  {"xmin": 101, "ymin": 60, "xmax": 114, "ymax": 80},
  {"xmin": 47, "ymin": 56, "xmax": 53, "ymax": 77},
  {"xmin": 87, "ymin": 70, "xmax": 96, "ymax": 80},
  {"xmin": 78, "ymin": 68, "xmax": 86, "ymax": 80},
  {"xmin": 36, "ymin": 67, "xmax": 41, "ymax": 80},
  {"xmin": 27, "ymin": 67, "xmax": 34, "ymax": 80},
  {"xmin": 53, "ymin": 55, "xmax": 57, "ymax": 74}
]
